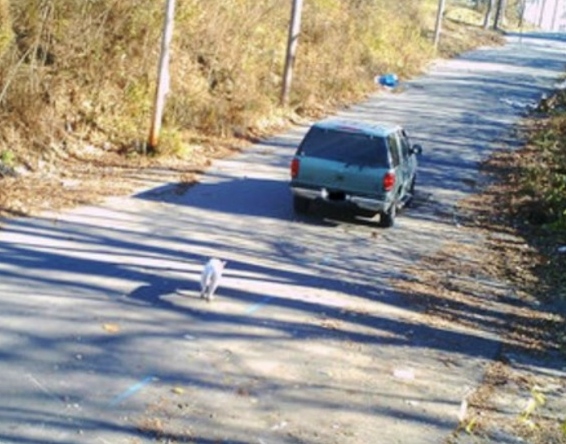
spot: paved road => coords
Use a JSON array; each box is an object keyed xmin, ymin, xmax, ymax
[{"xmin": 1, "ymin": 33, "xmax": 565, "ymax": 444}]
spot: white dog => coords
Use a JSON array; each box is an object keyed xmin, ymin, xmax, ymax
[{"xmin": 199, "ymin": 258, "xmax": 227, "ymax": 301}]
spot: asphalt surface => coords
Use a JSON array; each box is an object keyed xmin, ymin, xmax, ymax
[{"xmin": 1, "ymin": 33, "xmax": 566, "ymax": 444}]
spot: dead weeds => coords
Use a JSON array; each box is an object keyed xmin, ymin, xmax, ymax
[{"xmin": 0, "ymin": 137, "xmax": 241, "ymax": 220}]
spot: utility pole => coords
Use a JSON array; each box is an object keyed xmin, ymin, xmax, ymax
[
  {"xmin": 433, "ymin": 0, "xmax": 446, "ymax": 51},
  {"xmin": 494, "ymin": 0, "xmax": 507, "ymax": 29},
  {"xmin": 483, "ymin": 0, "xmax": 494, "ymax": 29},
  {"xmin": 280, "ymin": 0, "xmax": 303, "ymax": 107},
  {"xmin": 147, "ymin": 0, "xmax": 176, "ymax": 154}
]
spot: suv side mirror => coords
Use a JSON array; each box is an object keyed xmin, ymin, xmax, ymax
[{"xmin": 410, "ymin": 144, "xmax": 423, "ymax": 156}]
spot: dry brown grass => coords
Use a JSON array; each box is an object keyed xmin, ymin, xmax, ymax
[{"xmin": 0, "ymin": 0, "xmax": 502, "ymax": 161}]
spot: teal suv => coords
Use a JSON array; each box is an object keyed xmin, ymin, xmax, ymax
[{"xmin": 290, "ymin": 118, "xmax": 422, "ymax": 227}]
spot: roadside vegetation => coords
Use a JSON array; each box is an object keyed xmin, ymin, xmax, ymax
[
  {"xmin": 512, "ymin": 88, "xmax": 566, "ymax": 301},
  {"xmin": 520, "ymin": 90, "xmax": 566, "ymax": 229},
  {"xmin": 0, "ymin": 0, "xmax": 503, "ymax": 171},
  {"xmin": 476, "ymin": 86, "xmax": 566, "ymax": 309}
]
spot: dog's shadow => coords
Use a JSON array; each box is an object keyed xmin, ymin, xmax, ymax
[{"xmin": 126, "ymin": 279, "xmax": 207, "ymax": 313}]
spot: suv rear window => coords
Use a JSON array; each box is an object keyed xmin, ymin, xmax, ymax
[{"xmin": 298, "ymin": 127, "xmax": 390, "ymax": 167}]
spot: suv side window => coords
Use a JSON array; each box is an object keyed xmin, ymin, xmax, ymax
[
  {"xmin": 399, "ymin": 131, "xmax": 411, "ymax": 160},
  {"xmin": 387, "ymin": 134, "xmax": 401, "ymax": 167}
]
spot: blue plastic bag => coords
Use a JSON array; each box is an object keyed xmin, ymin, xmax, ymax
[{"xmin": 377, "ymin": 73, "xmax": 398, "ymax": 88}]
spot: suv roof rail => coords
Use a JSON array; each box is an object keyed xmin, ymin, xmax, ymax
[{"xmin": 314, "ymin": 118, "xmax": 399, "ymax": 138}]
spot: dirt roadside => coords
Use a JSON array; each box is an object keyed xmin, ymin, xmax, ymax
[{"xmin": 0, "ymin": 137, "xmax": 246, "ymax": 220}]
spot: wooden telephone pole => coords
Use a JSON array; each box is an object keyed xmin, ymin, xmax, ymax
[
  {"xmin": 483, "ymin": 0, "xmax": 495, "ymax": 29},
  {"xmin": 147, "ymin": 0, "xmax": 176, "ymax": 153},
  {"xmin": 494, "ymin": 0, "xmax": 507, "ymax": 29},
  {"xmin": 280, "ymin": 0, "xmax": 304, "ymax": 107},
  {"xmin": 433, "ymin": 0, "xmax": 446, "ymax": 50}
]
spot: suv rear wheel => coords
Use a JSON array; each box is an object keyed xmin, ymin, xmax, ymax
[
  {"xmin": 378, "ymin": 202, "xmax": 396, "ymax": 228},
  {"xmin": 293, "ymin": 195, "xmax": 310, "ymax": 214}
]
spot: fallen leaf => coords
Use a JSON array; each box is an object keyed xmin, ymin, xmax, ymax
[
  {"xmin": 102, "ymin": 323, "xmax": 121, "ymax": 334},
  {"xmin": 465, "ymin": 416, "xmax": 477, "ymax": 434}
]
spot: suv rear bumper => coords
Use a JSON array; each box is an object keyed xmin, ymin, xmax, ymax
[{"xmin": 291, "ymin": 185, "xmax": 388, "ymax": 212}]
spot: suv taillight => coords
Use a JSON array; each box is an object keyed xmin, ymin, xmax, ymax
[
  {"xmin": 291, "ymin": 158, "xmax": 300, "ymax": 179},
  {"xmin": 383, "ymin": 171, "xmax": 395, "ymax": 192}
]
